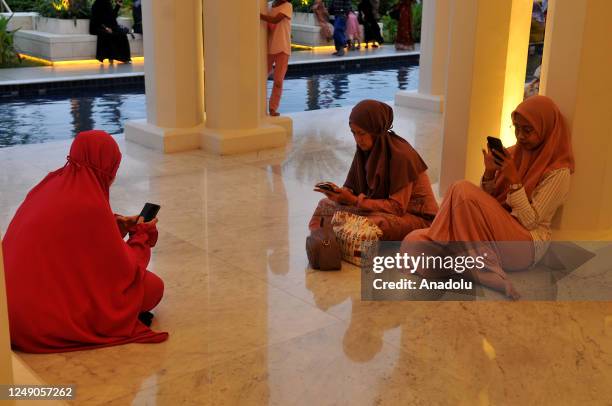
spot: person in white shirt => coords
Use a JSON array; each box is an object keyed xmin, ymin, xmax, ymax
[
  {"xmin": 260, "ymin": 0, "xmax": 293, "ymax": 116},
  {"xmin": 402, "ymin": 96, "xmax": 574, "ymax": 300}
]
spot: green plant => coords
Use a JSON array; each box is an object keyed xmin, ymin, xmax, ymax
[
  {"xmin": 6, "ymin": 0, "xmax": 39, "ymax": 11},
  {"xmin": 381, "ymin": 14, "xmax": 396, "ymax": 43},
  {"xmin": 36, "ymin": 0, "xmax": 92, "ymax": 19},
  {"xmin": 291, "ymin": 0, "xmax": 312, "ymax": 13},
  {"xmin": 0, "ymin": 14, "xmax": 21, "ymax": 68},
  {"xmin": 411, "ymin": 0, "xmax": 421, "ymax": 42}
]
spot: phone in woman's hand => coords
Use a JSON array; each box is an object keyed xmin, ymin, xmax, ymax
[
  {"xmin": 487, "ymin": 136, "xmax": 506, "ymax": 165},
  {"xmin": 139, "ymin": 203, "xmax": 161, "ymax": 222},
  {"xmin": 315, "ymin": 182, "xmax": 340, "ymax": 193}
]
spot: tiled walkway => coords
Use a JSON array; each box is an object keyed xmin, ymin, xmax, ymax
[
  {"xmin": 0, "ymin": 47, "xmax": 417, "ymax": 86},
  {"xmin": 2, "ymin": 105, "xmax": 612, "ymax": 405}
]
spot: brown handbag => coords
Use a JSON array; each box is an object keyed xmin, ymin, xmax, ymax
[{"xmin": 306, "ymin": 217, "xmax": 342, "ymax": 271}]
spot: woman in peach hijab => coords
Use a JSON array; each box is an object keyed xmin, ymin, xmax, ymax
[{"xmin": 402, "ymin": 96, "xmax": 574, "ymax": 299}]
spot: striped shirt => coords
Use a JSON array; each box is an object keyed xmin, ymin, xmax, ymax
[{"xmin": 481, "ymin": 167, "xmax": 571, "ymax": 263}]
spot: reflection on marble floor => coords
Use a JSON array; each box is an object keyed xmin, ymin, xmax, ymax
[{"xmin": 1, "ymin": 105, "xmax": 612, "ymax": 405}]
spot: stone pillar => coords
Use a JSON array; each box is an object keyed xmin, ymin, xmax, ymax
[
  {"xmin": 0, "ymin": 233, "xmax": 14, "ymax": 388},
  {"xmin": 438, "ymin": 0, "xmax": 532, "ymax": 194},
  {"xmin": 540, "ymin": 0, "xmax": 612, "ymax": 238},
  {"xmin": 395, "ymin": 0, "xmax": 450, "ymax": 112},
  {"xmin": 201, "ymin": 0, "xmax": 290, "ymax": 155},
  {"xmin": 125, "ymin": 0, "xmax": 205, "ymax": 153}
]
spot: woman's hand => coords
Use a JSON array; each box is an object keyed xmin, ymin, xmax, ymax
[
  {"xmin": 314, "ymin": 183, "xmax": 358, "ymax": 206},
  {"xmin": 137, "ymin": 217, "xmax": 158, "ymax": 225},
  {"xmin": 116, "ymin": 214, "xmax": 139, "ymax": 238},
  {"xmin": 492, "ymin": 149, "xmax": 521, "ymax": 185},
  {"xmin": 482, "ymin": 147, "xmax": 498, "ymax": 172},
  {"xmin": 131, "ymin": 217, "xmax": 159, "ymax": 247}
]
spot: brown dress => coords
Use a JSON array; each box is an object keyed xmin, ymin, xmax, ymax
[
  {"xmin": 395, "ymin": 0, "xmax": 414, "ymax": 50},
  {"xmin": 309, "ymin": 172, "xmax": 439, "ymax": 240}
]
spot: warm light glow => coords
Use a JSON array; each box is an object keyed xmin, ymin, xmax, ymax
[
  {"xmin": 18, "ymin": 54, "xmax": 144, "ymax": 66},
  {"xmin": 499, "ymin": 0, "xmax": 533, "ymax": 146},
  {"xmin": 292, "ymin": 43, "xmax": 347, "ymax": 52},
  {"xmin": 17, "ymin": 54, "xmax": 53, "ymax": 66},
  {"xmin": 53, "ymin": 56, "xmax": 144, "ymax": 66}
]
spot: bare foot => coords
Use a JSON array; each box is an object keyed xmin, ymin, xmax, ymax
[{"xmin": 504, "ymin": 281, "xmax": 521, "ymax": 301}]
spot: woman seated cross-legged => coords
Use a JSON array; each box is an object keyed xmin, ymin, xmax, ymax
[
  {"xmin": 401, "ymin": 95, "xmax": 575, "ymax": 300},
  {"xmin": 2, "ymin": 130, "xmax": 168, "ymax": 353},
  {"xmin": 309, "ymin": 100, "xmax": 439, "ymax": 241}
]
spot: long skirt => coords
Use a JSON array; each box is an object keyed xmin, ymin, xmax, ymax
[
  {"xmin": 363, "ymin": 17, "xmax": 383, "ymax": 44},
  {"xmin": 96, "ymin": 31, "xmax": 131, "ymax": 63},
  {"xmin": 309, "ymin": 198, "xmax": 431, "ymax": 241},
  {"xmin": 395, "ymin": 4, "xmax": 414, "ymax": 49},
  {"xmin": 401, "ymin": 181, "xmax": 534, "ymax": 288}
]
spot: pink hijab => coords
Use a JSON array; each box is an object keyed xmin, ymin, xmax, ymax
[{"xmin": 494, "ymin": 95, "xmax": 575, "ymax": 204}]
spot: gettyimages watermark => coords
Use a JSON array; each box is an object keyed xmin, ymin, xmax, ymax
[{"xmin": 360, "ymin": 241, "xmax": 611, "ymax": 301}]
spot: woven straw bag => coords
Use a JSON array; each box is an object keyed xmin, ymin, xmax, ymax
[{"xmin": 331, "ymin": 211, "xmax": 382, "ymax": 266}]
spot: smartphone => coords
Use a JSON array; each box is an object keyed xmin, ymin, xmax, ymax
[
  {"xmin": 139, "ymin": 203, "xmax": 161, "ymax": 222},
  {"xmin": 487, "ymin": 136, "xmax": 506, "ymax": 160},
  {"xmin": 315, "ymin": 182, "xmax": 339, "ymax": 193}
]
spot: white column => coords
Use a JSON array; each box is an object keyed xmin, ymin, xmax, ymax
[
  {"xmin": 395, "ymin": 0, "xmax": 450, "ymax": 112},
  {"xmin": 438, "ymin": 0, "xmax": 532, "ymax": 194},
  {"xmin": 125, "ymin": 0, "xmax": 205, "ymax": 153},
  {"xmin": 540, "ymin": 0, "xmax": 612, "ymax": 238},
  {"xmin": 200, "ymin": 0, "xmax": 290, "ymax": 155},
  {"xmin": 0, "ymin": 233, "xmax": 14, "ymax": 388}
]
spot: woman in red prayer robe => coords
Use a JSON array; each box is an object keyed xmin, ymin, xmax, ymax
[{"xmin": 2, "ymin": 130, "xmax": 168, "ymax": 353}]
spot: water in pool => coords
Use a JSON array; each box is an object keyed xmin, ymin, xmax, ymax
[{"xmin": 0, "ymin": 63, "xmax": 419, "ymax": 148}]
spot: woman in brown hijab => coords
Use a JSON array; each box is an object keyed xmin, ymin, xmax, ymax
[{"xmin": 309, "ymin": 100, "xmax": 439, "ymax": 241}]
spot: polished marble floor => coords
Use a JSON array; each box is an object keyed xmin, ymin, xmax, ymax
[{"xmin": 1, "ymin": 105, "xmax": 612, "ymax": 405}]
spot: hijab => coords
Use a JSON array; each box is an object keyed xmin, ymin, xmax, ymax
[
  {"xmin": 493, "ymin": 95, "xmax": 575, "ymax": 204},
  {"xmin": 3, "ymin": 130, "xmax": 168, "ymax": 353},
  {"xmin": 344, "ymin": 100, "xmax": 428, "ymax": 199}
]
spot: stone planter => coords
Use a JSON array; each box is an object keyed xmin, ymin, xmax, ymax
[
  {"xmin": 34, "ymin": 16, "xmax": 90, "ymax": 35},
  {"xmin": 1, "ymin": 12, "xmax": 37, "ymax": 31},
  {"xmin": 292, "ymin": 12, "xmax": 331, "ymax": 47}
]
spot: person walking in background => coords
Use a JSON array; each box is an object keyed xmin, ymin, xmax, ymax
[
  {"xmin": 260, "ymin": 0, "xmax": 293, "ymax": 117},
  {"xmin": 358, "ymin": 0, "xmax": 384, "ymax": 49},
  {"xmin": 132, "ymin": 0, "xmax": 142, "ymax": 34},
  {"xmin": 90, "ymin": 0, "xmax": 132, "ymax": 64},
  {"xmin": 393, "ymin": 0, "xmax": 415, "ymax": 50},
  {"xmin": 329, "ymin": 0, "xmax": 352, "ymax": 56},
  {"xmin": 312, "ymin": 0, "xmax": 333, "ymax": 42},
  {"xmin": 345, "ymin": 7, "xmax": 362, "ymax": 50}
]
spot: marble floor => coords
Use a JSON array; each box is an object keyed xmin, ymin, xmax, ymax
[{"xmin": 1, "ymin": 105, "xmax": 612, "ymax": 405}]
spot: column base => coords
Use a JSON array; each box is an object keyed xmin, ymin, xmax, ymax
[
  {"xmin": 201, "ymin": 123, "xmax": 288, "ymax": 155},
  {"xmin": 265, "ymin": 115, "xmax": 293, "ymax": 138},
  {"xmin": 395, "ymin": 90, "xmax": 445, "ymax": 112},
  {"xmin": 124, "ymin": 119, "xmax": 204, "ymax": 153}
]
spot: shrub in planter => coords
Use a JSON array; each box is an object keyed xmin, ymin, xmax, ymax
[
  {"xmin": 6, "ymin": 0, "xmax": 39, "ymax": 12},
  {"xmin": 37, "ymin": 0, "xmax": 92, "ymax": 19},
  {"xmin": 0, "ymin": 14, "xmax": 21, "ymax": 67},
  {"xmin": 291, "ymin": 0, "xmax": 312, "ymax": 13}
]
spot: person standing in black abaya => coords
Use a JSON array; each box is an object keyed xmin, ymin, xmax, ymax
[
  {"xmin": 90, "ymin": 0, "xmax": 132, "ymax": 64},
  {"xmin": 358, "ymin": 0, "xmax": 384, "ymax": 48},
  {"xmin": 132, "ymin": 0, "xmax": 142, "ymax": 34}
]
